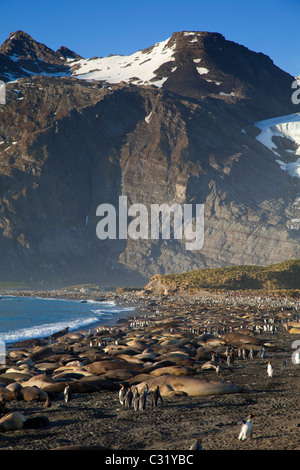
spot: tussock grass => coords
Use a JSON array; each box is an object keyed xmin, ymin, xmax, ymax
[{"xmin": 147, "ymin": 260, "xmax": 300, "ymax": 297}]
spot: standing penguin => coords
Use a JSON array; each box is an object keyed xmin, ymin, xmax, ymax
[
  {"xmin": 281, "ymin": 358, "xmax": 287, "ymax": 370},
  {"xmin": 132, "ymin": 388, "xmax": 140, "ymax": 411},
  {"xmin": 294, "ymin": 350, "xmax": 300, "ymax": 365},
  {"xmin": 238, "ymin": 414, "xmax": 254, "ymax": 441},
  {"xmin": 227, "ymin": 352, "xmax": 234, "ymax": 366},
  {"xmin": 64, "ymin": 384, "xmax": 71, "ymax": 403},
  {"xmin": 267, "ymin": 361, "xmax": 274, "ymax": 377},
  {"xmin": 124, "ymin": 387, "xmax": 133, "ymax": 408},
  {"xmin": 138, "ymin": 387, "xmax": 147, "ymax": 411},
  {"xmin": 190, "ymin": 438, "xmax": 202, "ymax": 450},
  {"xmin": 119, "ymin": 385, "xmax": 127, "ymax": 405},
  {"xmin": 152, "ymin": 386, "xmax": 163, "ymax": 407}
]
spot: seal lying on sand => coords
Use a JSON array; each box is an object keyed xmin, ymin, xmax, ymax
[
  {"xmin": 135, "ymin": 375, "xmax": 242, "ymax": 397},
  {"xmin": 0, "ymin": 412, "xmax": 27, "ymax": 431},
  {"xmin": 222, "ymin": 332, "xmax": 264, "ymax": 348}
]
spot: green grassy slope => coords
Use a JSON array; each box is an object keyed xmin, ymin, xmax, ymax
[{"xmin": 146, "ymin": 260, "xmax": 300, "ymax": 297}]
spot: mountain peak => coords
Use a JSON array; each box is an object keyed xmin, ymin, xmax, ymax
[
  {"xmin": 0, "ymin": 30, "xmax": 73, "ymax": 82},
  {"xmin": 5, "ymin": 30, "xmax": 33, "ymax": 42},
  {"xmin": 0, "ymin": 30, "xmax": 63, "ymax": 64},
  {"xmin": 68, "ymin": 30, "xmax": 296, "ymax": 118},
  {"xmin": 56, "ymin": 46, "xmax": 83, "ymax": 61},
  {"xmin": 0, "ymin": 29, "xmax": 297, "ymax": 120}
]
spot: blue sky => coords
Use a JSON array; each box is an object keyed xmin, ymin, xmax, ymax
[{"xmin": 0, "ymin": 0, "xmax": 299, "ymax": 76}]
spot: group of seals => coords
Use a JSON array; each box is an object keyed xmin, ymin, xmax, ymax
[{"xmin": 0, "ymin": 291, "xmax": 296, "ymax": 451}]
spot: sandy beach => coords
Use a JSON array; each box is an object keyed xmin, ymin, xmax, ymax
[{"xmin": 0, "ymin": 288, "xmax": 299, "ymax": 452}]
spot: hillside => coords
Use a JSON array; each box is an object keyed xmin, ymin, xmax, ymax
[
  {"xmin": 0, "ymin": 31, "xmax": 299, "ymax": 285},
  {"xmin": 145, "ymin": 260, "xmax": 300, "ymax": 296}
]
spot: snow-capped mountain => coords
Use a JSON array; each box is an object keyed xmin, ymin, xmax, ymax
[
  {"xmin": 0, "ymin": 30, "xmax": 297, "ymax": 119},
  {"xmin": 0, "ymin": 30, "xmax": 299, "ymax": 284},
  {"xmin": 0, "ymin": 31, "xmax": 80, "ymax": 82},
  {"xmin": 70, "ymin": 35, "xmax": 177, "ymax": 87}
]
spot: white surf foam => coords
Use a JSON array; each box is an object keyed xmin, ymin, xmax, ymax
[{"xmin": 2, "ymin": 316, "xmax": 99, "ymax": 344}]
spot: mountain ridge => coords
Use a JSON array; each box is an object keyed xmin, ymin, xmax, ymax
[
  {"xmin": 0, "ymin": 30, "xmax": 297, "ymax": 119},
  {"xmin": 0, "ymin": 31, "xmax": 299, "ymax": 286},
  {"xmin": 0, "ymin": 30, "xmax": 78, "ymax": 82}
]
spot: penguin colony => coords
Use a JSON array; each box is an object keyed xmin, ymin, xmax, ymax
[
  {"xmin": 109, "ymin": 293, "xmax": 299, "ymax": 449},
  {"xmin": 0, "ymin": 290, "xmax": 298, "ymax": 449},
  {"xmin": 119, "ymin": 384, "xmax": 163, "ymax": 411}
]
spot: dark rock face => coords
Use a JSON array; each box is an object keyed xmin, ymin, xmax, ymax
[
  {"xmin": 56, "ymin": 46, "xmax": 83, "ymax": 61},
  {"xmin": 160, "ymin": 32, "xmax": 297, "ymax": 120},
  {"xmin": 0, "ymin": 31, "xmax": 299, "ymax": 286},
  {"xmin": 0, "ymin": 31, "xmax": 71, "ymax": 82}
]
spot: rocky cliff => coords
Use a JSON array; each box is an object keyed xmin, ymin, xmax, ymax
[{"xmin": 0, "ymin": 31, "xmax": 299, "ymax": 286}]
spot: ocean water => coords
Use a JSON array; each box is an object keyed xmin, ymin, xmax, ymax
[{"xmin": 0, "ymin": 295, "xmax": 135, "ymax": 344}]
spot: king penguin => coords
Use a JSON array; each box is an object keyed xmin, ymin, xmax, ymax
[
  {"xmin": 124, "ymin": 387, "xmax": 133, "ymax": 408},
  {"xmin": 138, "ymin": 387, "xmax": 147, "ymax": 411},
  {"xmin": 152, "ymin": 385, "xmax": 163, "ymax": 407},
  {"xmin": 238, "ymin": 414, "xmax": 254, "ymax": 441},
  {"xmin": 267, "ymin": 361, "xmax": 274, "ymax": 377},
  {"xmin": 64, "ymin": 384, "xmax": 71, "ymax": 403},
  {"xmin": 119, "ymin": 384, "xmax": 127, "ymax": 405},
  {"xmin": 190, "ymin": 438, "xmax": 202, "ymax": 450},
  {"xmin": 132, "ymin": 388, "xmax": 140, "ymax": 411}
]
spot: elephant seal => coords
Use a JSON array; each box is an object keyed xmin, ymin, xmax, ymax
[
  {"xmin": 101, "ymin": 368, "xmax": 141, "ymax": 381},
  {"xmin": 128, "ymin": 374, "xmax": 154, "ymax": 386},
  {"xmin": 0, "ymin": 388, "xmax": 16, "ymax": 401},
  {"xmin": 35, "ymin": 362, "xmax": 61, "ymax": 373},
  {"xmin": 149, "ymin": 366, "xmax": 194, "ymax": 377},
  {"xmin": 85, "ymin": 360, "xmax": 142, "ymax": 375},
  {"xmin": 21, "ymin": 374, "xmax": 55, "ymax": 390},
  {"xmin": 42, "ymin": 382, "xmax": 67, "ymax": 394},
  {"xmin": 29, "ymin": 346, "xmax": 54, "ymax": 361},
  {"xmin": 134, "ymin": 352, "xmax": 157, "ymax": 362},
  {"xmin": 135, "ymin": 375, "xmax": 242, "ymax": 397},
  {"xmin": 6, "ymin": 382, "xmax": 23, "ymax": 397},
  {"xmin": 222, "ymin": 332, "xmax": 263, "ymax": 348},
  {"xmin": 47, "ymin": 326, "xmax": 69, "ymax": 340},
  {"xmin": 287, "ymin": 321, "xmax": 300, "ymax": 329},
  {"xmin": 115, "ymin": 354, "xmax": 144, "ymax": 364},
  {"xmin": 21, "ymin": 386, "xmax": 48, "ymax": 402},
  {"xmin": 288, "ymin": 327, "xmax": 300, "ymax": 334},
  {"xmin": 0, "ymin": 412, "xmax": 27, "ymax": 431},
  {"xmin": 143, "ymin": 360, "xmax": 177, "ymax": 374},
  {"xmin": 65, "ymin": 375, "xmax": 119, "ymax": 393},
  {"xmin": 198, "ymin": 334, "xmax": 225, "ymax": 348},
  {"xmin": 0, "ymin": 371, "xmax": 32, "ymax": 382},
  {"xmin": 155, "ymin": 354, "xmax": 195, "ymax": 368}
]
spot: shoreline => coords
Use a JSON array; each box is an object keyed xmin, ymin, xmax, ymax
[
  {"xmin": 1, "ymin": 291, "xmax": 143, "ymax": 349},
  {"xmin": 0, "ymin": 286, "xmax": 299, "ymax": 450},
  {"xmin": 2, "ymin": 286, "xmax": 300, "ymax": 347}
]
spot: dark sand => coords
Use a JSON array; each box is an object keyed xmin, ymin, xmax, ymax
[{"xmin": 0, "ymin": 289, "xmax": 299, "ymax": 452}]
